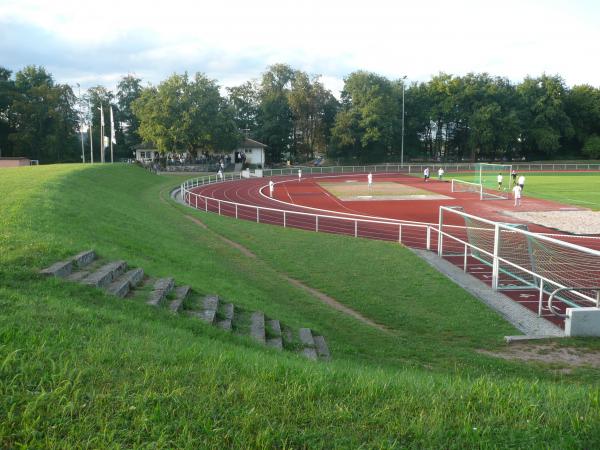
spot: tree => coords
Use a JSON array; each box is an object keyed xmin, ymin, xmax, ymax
[
  {"xmin": 0, "ymin": 67, "xmax": 14, "ymax": 157},
  {"xmin": 117, "ymin": 75, "xmax": 143, "ymax": 157},
  {"xmin": 564, "ymin": 85, "xmax": 600, "ymax": 156},
  {"xmin": 256, "ymin": 64, "xmax": 295, "ymax": 163},
  {"xmin": 330, "ymin": 71, "xmax": 400, "ymax": 162},
  {"xmin": 86, "ymin": 85, "xmax": 116, "ymax": 163},
  {"xmin": 517, "ymin": 75, "xmax": 573, "ymax": 159},
  {"xmin": 227, "ymin": 81, "xmax": 259, "ymax": 133},
  {"xmin": 132, "ymin": 72, "xmax": 240, "ymax": 155},
  {"xmin": 7, "ymin": 65, "xmax": 79, "ymax": 162},
  {"xmin": 582, "ymin": 135, "xmax": 600, "ymax": 159}
]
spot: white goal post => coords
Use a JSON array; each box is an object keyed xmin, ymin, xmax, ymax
[{"xmin": 451, "ymin": 179, "xmax": 483, "ymax": 199}]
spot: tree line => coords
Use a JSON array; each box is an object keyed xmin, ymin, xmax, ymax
[{"xmin": 1, "ymin": 64, "xmax": 599, "ymax": 164}]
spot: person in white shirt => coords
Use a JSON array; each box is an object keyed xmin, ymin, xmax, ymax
[
  {"xmin": 512, "ymin": 184, "xmax": 522, "ymax": 206},
  {"xmin": 269, "ymin": 180, "xmax": 274, "ymax": 197},
  {"xmin": 518, "ymin": 175, "xmax": 525, "ymax": 192},
  {"xmin": 438, "ymin": 168, "xmax": 444, "ymax": 181},
  {"xmin": 367, "ymin": 172, "xmax": 373, "ymax": 189},
  {"xmin": 497, "ymin": 173, "xmax": 503, "ymax": 190},
  {"xmin": 217, "ymin": 169, "xmax": 223, "ymax": 180},
  {"xmin": 424, "ymin": 167, "xmax": 430, "ymax": 182},
  {"xmin": 298, "ymin": 169, "xmax": 302, "ymax": 182}
]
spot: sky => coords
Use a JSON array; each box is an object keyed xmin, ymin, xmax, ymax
[{"xmin": 1, "ymin": 0, "xmax": 599, "ymax": 96}]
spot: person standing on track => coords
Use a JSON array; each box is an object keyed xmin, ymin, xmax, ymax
[
  {"xmin": 512, "ymin": 184, "xmax": 522, "ymax": 207},
  {"xmin": 367, "ymin": 172, "xmax": 373, "ymax": 190},
  {"xmin": 497, "ymin": 173, "xmax": 503, "ymax": 190},
  {"xmin": 298, "ymin": 168, "xmax": 302, "ymax": 182},
  {"xmin": 518, "ymin": 174, "xmax": 525, "ymax": 192},
  {"xmin": 218, "ymin": 169, "xmax": 223, "ymax": 181},
  {"xmin": 269, "ymin": 180, "xmax": 274, "ymax": 197},
  {"xmin": 424, "ymin": 167, "xmax": 430, "ymax": 182},
  {"xmin": 511, "ymin": 169, "xmax": 517, "ymax": 184},
  {"xmin": 438, "ymin": 167, "xmax": 444, "ymax": 181}
]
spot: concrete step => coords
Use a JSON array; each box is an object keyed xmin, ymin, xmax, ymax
[
  {"xmin": 81, "ymin": 261, "xmax": 127, "ymax": 288},
  {"xmin": 106, "ymin": 268, "xmax": 144, "ymax": 298},
  {"xmin": 147, "ymin": 277, "xmax": 175, "ymax": 306},
  {"xmin": 169, "ymin": 286, "xmax": 191, "ymax": 313},
  {"xmin": 267, "ymin": 337, "xmax": 283, "ymax": 350},
  {"xmin": 301, "ymin": 347, "xmax": 318, "ymax": 361},
  {"xmin": 40, "ymin": 260, "xmax": 73, "ymax": 278},
  {"xmin": 217, "ymin": 319, "xmax": 232, "ymax": 331},
  {"xmin": 313, "ymin": 335, "xmax": 331, "ymax": 361},
  {"xmin": 73, "ymin": 250, "xmax": 96, "ymax": 268},
  {"xmin": 250, "ymin": 312, "xmax": 266, "ymax": 344},
  {"xmin": 196, "ymin": 295, "xmax": 219, "ymax": 324},
  {"xmin": 223, "ymin": 303, "xmax": 235, "ymax": 321},
  {"xmin": 268, "ymin": 319, "xmax": 282, "ymax": 337},
  {"xmin": 298, "ymin": 328, "xmax": 315, "ymax": 347},
  {"xmin": 65, "ymin": 270, "xmax": 91, "ymax": 282}
]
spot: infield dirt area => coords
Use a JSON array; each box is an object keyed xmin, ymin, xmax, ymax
[{"xmin": 317, "ymin": 181, "xmax": 452, "ymax": 201}]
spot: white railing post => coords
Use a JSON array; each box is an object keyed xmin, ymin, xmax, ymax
[
  {"xmin": 257, "ymin": 208, "xmax": 260, "ymax": 223},
  {"xmin": 398, "ymin": 224, "xmax": 402, "ymax": 243},
  {"xmin": 437, "ymin": 209, "xmax": 444, "ymax": 256},
  {"xmin": 538, "ymin": 279, "xmax": 544, "ymax": 316},
  {"xmin": 235, "ymin": 204, "xmax": 238, "ymax": 219},
  {"xmin": 218, "ymin": 200, "xmax": 221, "ymax": 215},
  {"xmin": 205, "ymin": 197, "xmax": 208, "ymax": 212},
  {"xmin": 283, "ymin": 211, "xmax": 286, "ymax": 228},
  {"xmin": 355, "ymin": 220, "xmax": 358, "ymax": 237},
  {"xmin": 194, "ymin": 193, "xmax": 198, "ymax": 208},
  {"xmin": 426, "ymin": 226, "xmax": 431, "ymax": 250},
  {"xmin": 316, "ymin": 215, "xmax": 319, "ymax": 232},
  {"xmin": 463, "ymin": 244, "xmax": 468, "ymax": 271},
  {"xmin": 492, "ymin": 224, "xmax": 500, "ymax": 290}
]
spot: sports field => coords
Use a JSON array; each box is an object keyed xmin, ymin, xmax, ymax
[
  {"xmin": 3, "ymin": 164, "xmax": 600, "ymax": 447},
  {"xmin": 452, "ymin": 171, "xmax": 600, "ymax": 210},
  {"xmin": 317, "ymin": 180, "xmax": 451, "ymax": 200}
]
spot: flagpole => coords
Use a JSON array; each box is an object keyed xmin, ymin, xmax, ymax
[
  {"xmin": 99, "ymin": 104, "xmax": 105, "ymax": 163},
  {"xmin": 110, "ymin": 106, "xmax": 114, "ymax": 163},
  {"xmin": 89, "ymin": 122, "xmax": 94, "ymax": 164}
]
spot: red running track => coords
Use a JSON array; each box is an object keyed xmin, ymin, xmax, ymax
[{"xmin": 185, "ymin": 172, "xmax": 600, "ymax": 328}]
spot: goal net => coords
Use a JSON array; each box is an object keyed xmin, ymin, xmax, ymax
[
  {"xmin": 475, "ymin": 163, "xmax": 512, "ymax": 200},
  {"xmin": 451, "ymin": 179, "xmax": 483, "ymax": 199},
  {"xmin": 438, "ymin": 206, "xmax": 600, "ymax": 314}
]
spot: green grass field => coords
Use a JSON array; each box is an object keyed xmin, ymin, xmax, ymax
[
  {"xmin": 452, "ymin": 171, "xmax": 600, "ymax": 210},
  {"xmin": 2, "ymin": 164, "xmax": 600, "ymax": 447}
]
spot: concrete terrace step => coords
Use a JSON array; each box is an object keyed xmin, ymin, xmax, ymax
[
  {"xmin": 40, "ymin": 260, "xmax": 73, "ymax": 278},
  {"xmin": 267, "ymin": 337, "xmax": 283, "ymax": 350},
  {"xmin": 169, "ymin": 286, "xmax": 191, "ymax": 313},
  {"xmin": 313, "ymin": 335, "xmax": 331, "ymax": 361},
  {"xmin": 65, "ymin": 269, "xmax": 91, "ymax": 282},
  {"xmin": 217, "ymin": 303, "xmax": 235, "ymax": 331},
  {"xmin": 81, "ymin": 261, "xmax": 127, "ymax": 288},
  {"xmin": 302, "ymin": 347, "xmax": 318, "ymax": 361},
  {"xmin": 106, "ymin": 268, "xmax": 144, "ymax": 298},
  {"xmin": 147, "ymin": 277, "xmax": 175, "ymax": 306},
  {"xmin": 197, "ymin": 295, "xmax": 219, "ymax": 324},
  {"xmin": 250, "ymin": 312, "xmax": 266, "ymax": 344},
  {"xmin": 40, "ymin": 250, "xmax": 96, "ymax": 278},
  {"xmin": 298, "ymin": 328, "xmax": 315, "ymax": 347}
]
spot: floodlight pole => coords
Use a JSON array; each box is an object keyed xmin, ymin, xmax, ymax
[{"xmin": 401, "ymin": 75, "xmax": 407, "ymax": 167}]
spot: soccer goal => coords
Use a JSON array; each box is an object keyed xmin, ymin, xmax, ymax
[
  {"xmin": 475, "ymin": 163, "xmax": 513, "ymax": 200},
  {"xmin": 451, "ymin": 179, "xmax": 483, "ymax": 199}
]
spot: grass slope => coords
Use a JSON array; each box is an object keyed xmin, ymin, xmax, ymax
[{"xmin": 1, "ymin": 164, "xmax": 600, "ymax": 448}]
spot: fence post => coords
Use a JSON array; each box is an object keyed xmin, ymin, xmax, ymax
[
  {"xmin": 218, "ymin": 201, "xmax": 221, "ymax": 216},
  {"xmin": 205, "ymin": 197, "xmax": 208, "ymax": 212},
  {"xmin": 257, "ymin": 208, "xmax": 260, "ymax": 223},
  {"xmin": 316, "ymin": 215, "xmax": 319, "ymax": 232},
  {"xmin": 235, "ymin": 204, "xmax": 238, "ymax": 219},
  {"xmin": 426, "ymin": 226, "xmax": 431, "ymax": 250},
  {"xmin": 355, "ymin": 220, "xmax": 358, "ymax": 237},
  {"xmin": 398, "ymin": 224, "xmax": 402, "ymax": 243},
  {"xmin": 283, "ymin": 211, "xmax": 286, "ymax": 228},
  {"xmin": 538, "ymin": 279, "xmax": 544, "ymax": 316},
  {"xmin": 492, "ymin": 224, "xmax": 500, "ymax": 290},
  {"xmin": 195, "ymin": 194, "xmax": 198, "ymax": 208},
  {"xmin": 437, "ymin": 209, "xmax": 443, "ymax": 256},
  {"xmin": 464, "ymin": 244, "xmax": 468, "ymax": 271}
]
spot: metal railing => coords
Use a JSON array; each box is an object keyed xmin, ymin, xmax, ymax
[{"xmin": 180, "ymin": 171, "xmax": 436, "ymax": 249}]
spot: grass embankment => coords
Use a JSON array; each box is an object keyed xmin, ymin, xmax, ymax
[{"xmin": 2, "ymin": 164, "xmax": 600, "ymax": 447}]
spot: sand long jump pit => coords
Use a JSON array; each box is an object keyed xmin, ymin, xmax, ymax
[{"xmin": 317, "ymin": 180, "xmax": 452, "ymax": 201}]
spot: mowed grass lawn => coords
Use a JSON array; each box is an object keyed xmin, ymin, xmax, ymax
[
  {"xmin": 452, "ymin": 170, "xmax": 600, "ymax": 210},
  {"xmin": 2, "ymin": 164, "xmax": 600, "ymax": 447}
]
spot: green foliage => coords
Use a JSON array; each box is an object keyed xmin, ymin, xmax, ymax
[
  {"xmin": 583, "ymin": 135, "xmax": 600, "ymax": 159},
  {"xmin": 1, "ymin": 65, "xmax": 79, "ymax": 162},
  {"xmin": 132, "ymin": 72, "xmax": 241, "ymax": 154}
]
